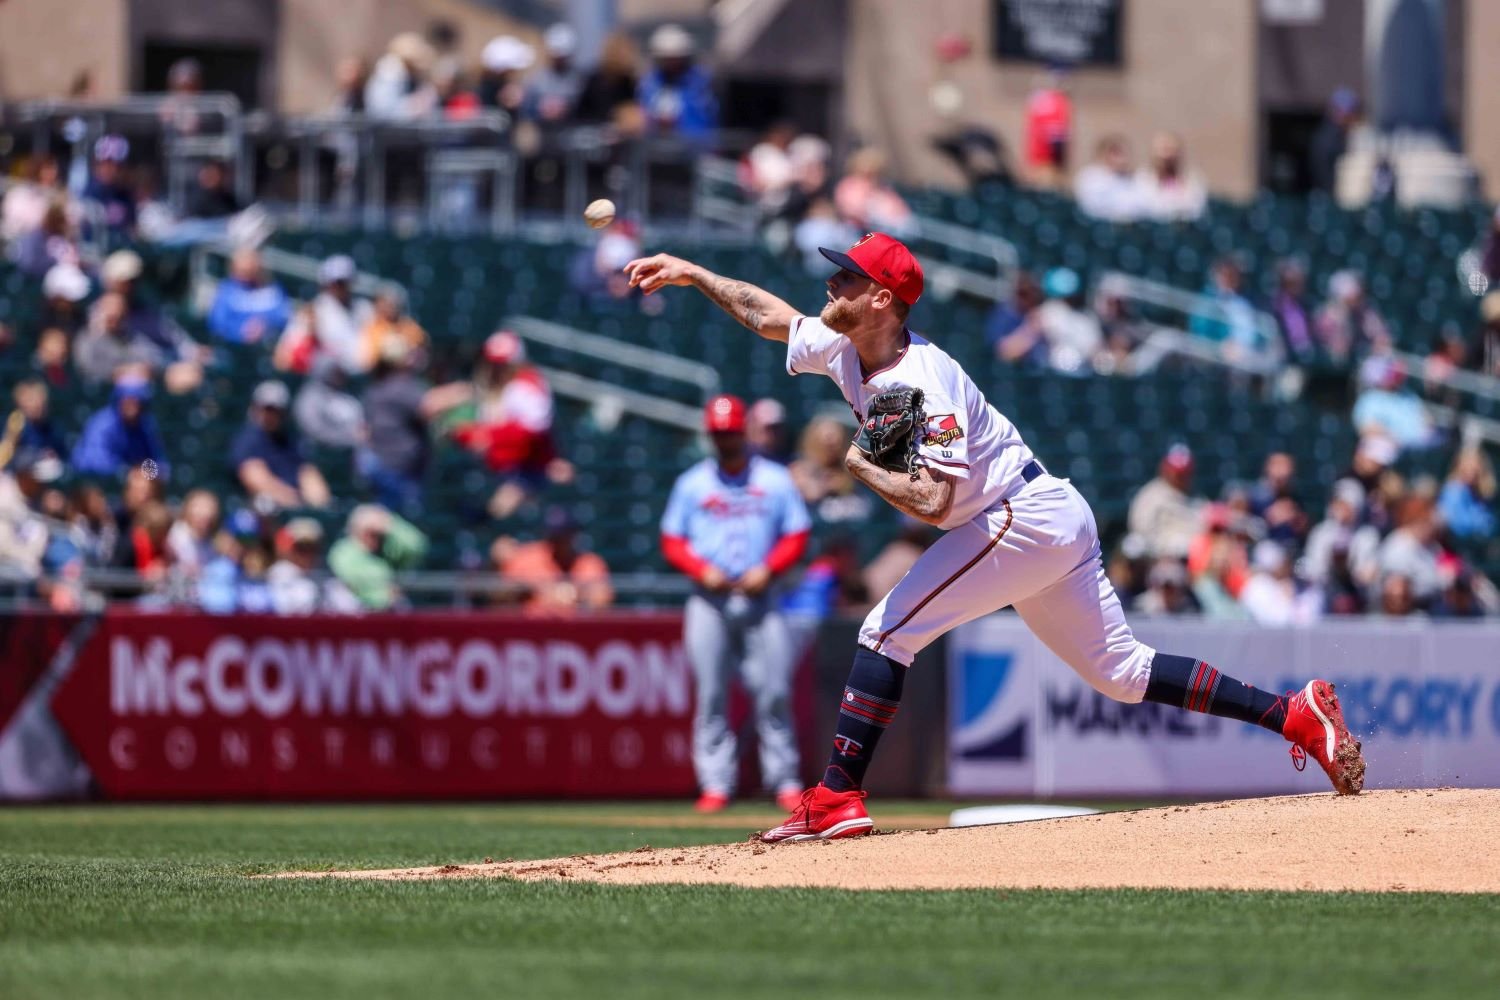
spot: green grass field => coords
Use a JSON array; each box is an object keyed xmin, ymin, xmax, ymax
[{"xmin": 2, "ymin": 803, "xmax": 1496, "ymax": 999}]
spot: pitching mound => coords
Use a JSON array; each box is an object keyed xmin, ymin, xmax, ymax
[{"xmin": 279, "ymin": 788, "xmax": 1499, "ymax": 893}]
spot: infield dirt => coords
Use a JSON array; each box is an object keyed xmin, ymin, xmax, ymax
[{"xmin": 280, "ymin": 788, "xmax": 1498, "ymax": 893}]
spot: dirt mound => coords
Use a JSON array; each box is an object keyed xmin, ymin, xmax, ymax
[{"xmin": 279, "ymin": 789, "xmax": 1500, "ymax": 893}]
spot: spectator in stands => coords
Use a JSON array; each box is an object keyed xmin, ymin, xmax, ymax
[
  {"xmin": 1315, "ymin": 270, "xmax": 1390, "ymax": 364},
  {"xmin": 1376, "ymin": 497, "xmax": 1443, "ymax": 606},
  {"xmin": 1249, "ymin": 452, "xmax": 1308, "ymax": 548},
  {"xmin": 365, "ymin": 32, "xmax": 438, "ymax": 119},
  {"xmin": 792, "ymin": 197, "xmax": 859, "ymax": 276},
  {"xmin": 745, "ymin": 398, "xmax": 793, "ymax": 465},
  {"xmin": 1032, "ymin": 267, "xmax": 1104, "ymax": 375},
  {"xmin": 430, "ymin": 330, "xmax": 570, "ymax": 520},
  {"xmin": 165, "ymin": 489, "xmax": 220, "ymax": 581},
  {"xmin": 1437, "ymin": 448, "xmax": 1496, "ymax": 540},
  {"xmin": 1240, "ymin": 540, "xmax": 1321, "ymax": 626},
  {"xmin": 570, "ymin": 218, "xmax": 642, "ymax": 302},
  {"xmin": 197, "ymin": 508, "xmax": 275, "ymax": 614},
  {"xmin": 1423, "ymin": 327, "xmax": 1470, "ymax": 407},
  {"xmin": 575, "ymin": 31, "xmax": 642, "ymax": 128},
  {"xmin": 1, "ymin": 380, "xmax": 67, "ymax": 474},
  {"xmin": 477, "ymin": 35, "xmax": 534, "ymax": 116},
  {"xmin": 524, "ymin": 24, "xmax": 583, "ymax": 124},
  {"xmin": 1482, "ymin": 206, "xmax": 1500, "ymax": 288},
  {"xmin": 329, "ymin": 503, "xmax": 428, "ymax": 610},
  {"xmin": 494, "ymin": 506, "xmax": 613, "ymax": 615},
  {"xmin": 1073, "ymin": 135, "xmax": 1141, "ymax": 222},
  {"xmin": 1344, "ymin": 434, "xmax": 1398, "ymax": 527},
  {"xmin": 1185, "ymin": 503, "xmax": 1250, "ymax": 617},
  {"xmin": 0, "ymin": 450, "xmax": 51, "ymax": 588},
  {"xmin": 126, "ymin": 498, "xmax": 176, "ymax": 591},
  {"xmin": 1377, "ymin": 572, "xmax": 1418, "ymax": 616},
  {"xmin": 359, "ymin": 284, "xmax": 427, "ymax": 370},
  {"xmin": 183, "ymin": 160, "xmax": 241, "ymax": 221},
  {"xmin": 1308, "ymin": 87, "xmax": 1362, "ymax": 195},
  {"xmin": 1352, "ymin": 357, "xmax": 1438, "ymax": 451},
  {"xmin": 1022, "ymin": 68, "xmax": 1071, "ymax": 186},
  {"xmin": 80, "ymin": 134, "xmax": 137, "ymax": 238},
  {"xmin": 13, "ymin": 198, "xmax": 83, "ymax": 279},
  {"xmin": 987, "ymin": 271, "xmax": 1045, "ymax": 362},
  {"xmin": 638, "ymin": 24, "xmax": 719, "ymax": 140},
  {"xmin": 780, "ymin": 534, "xmax": 869, "ymax": 624},
  {"xmin": 834, "ymin": 148, "xmax": 913, "ymax": 236},
  {"xmin": 71, "ymin": 376, "xmax": 169, "ymax": 480},
  {"xmin": 75, "ymin": 293, "xmax": 165, "ymax": 386},
  {"xmin": 1135, "ymin": 558, "xmax": 1200, "ymax": 616},
  {"xmin": 1270, "ymin": 259, "xmax": 1317, "ymax": 363},
  {"xmin": 267, "ymin": 517, "xmax": 358, "ymax": 615},
  {"xmin": 358, "ymin": 335, "xmax": 432, "ymax": 513},
  {"xmin": 208, "ymin": 248, "xmax": 291, "ymax": 345},
  {"xmin": 1431, "ymin": 568, "xmax": 1486, "ymax": 619},
  {"xmin": 287, "ymin": 254, "xmax": 373, "ymax": 374},
  {"xmin": 230, "ymin": 380, "xmax": 331, "ymax": 511},
  {"xmin": 1478, "ymin": 291, "xmax": 1500, "ymax": 378},
  {"xmin": 1135, "ymin": 132, "xmax": 1206, "ymax": 222},
  {"xmin": 744, "ymin": 121, "xmax": 800, "ymax": 215},
  {"xmin": 1190, "ymin": 256, "xmax": 1264, "ymax": 361},
  {"xmin": 1128, "ymin": 444, "xmax": 1203, "ymax": 560},
  {"xmin": 68, "ymin": 482, "xmax": 117, "ymax": 569},
  {"xmin": 2, "ymin": 156, "xmax": 69, "ymax": 242},
  {"xmin": 330, "ymin": 56, "xmax": 368, "ymax": 115},
  {"xmin": 294, "ymin": 355, "xmax": 365, "ymax": 451},
  {"xmin": 789, "ymin": 415, "xmax": 873, "ymax": 527},
  {"xmin": 862, "ymin": 519, "xmax": 938, "ymax": 601},
  {"xmin": 1094, "ymin": 276, "xmax": 1147, "ymax": 371},
  {"xmin": 40, "ymin": 262, "xmax": 91, "ymax": 338},
  {"xmin": 1302, "ymin": 478, "xmax": 1380, "ymax": 595},
  {"xmin": 99, "ymin": 250, "xmax": 207, "ymax": 390}
]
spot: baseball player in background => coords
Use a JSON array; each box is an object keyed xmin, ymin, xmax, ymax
[
  {"xmin": 626, "ymin": 233, "xmax": 1368, "ymax": 842},
  {"xmin": 661, "ymin": 395, "xmax": 813, "ymax": 813}
]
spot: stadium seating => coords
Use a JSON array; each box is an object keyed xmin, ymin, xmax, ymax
[{"xmin": 3, "ymin": 186, "xmax": 1495, "ymax": 595}]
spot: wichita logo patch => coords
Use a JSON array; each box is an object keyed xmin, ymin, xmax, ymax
[{"xmin": 923, "ymin": 413, "xmax": 965, "ymax": 447}]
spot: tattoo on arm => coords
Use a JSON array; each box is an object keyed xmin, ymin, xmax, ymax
[
  {"xmin": 691, "ymin": 269, "xmax": 795, "ymax": 341},
  {"xmin": 846, "ymin": 448, "xmax": 954, "ymax": 524}
]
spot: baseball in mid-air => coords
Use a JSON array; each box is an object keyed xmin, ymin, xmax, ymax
[{"xmin": 584, "ymin": 198, "xmax": 616, "ymax": 229}]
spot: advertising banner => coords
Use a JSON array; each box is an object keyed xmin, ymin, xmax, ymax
[
  {"xmin": 950, "ymin": 616, "xmax": 1500, "ymax": 797},
  {"xmin": 38, "ymin": 611, "xmax": 704, "ymax": 799}
]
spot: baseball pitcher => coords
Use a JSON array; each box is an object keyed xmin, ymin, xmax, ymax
[
  {"xmin": 627, "ymin": 233, "xmax": 1367, "ymax": 842},
  {"xmin": 661, "ymin": 395, "xmax": 812, "ymax": 813}
]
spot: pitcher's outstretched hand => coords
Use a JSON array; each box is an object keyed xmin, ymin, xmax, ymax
[{"xmin": 624, "ymin": 254, "xmax": 698, "ymax": 294}]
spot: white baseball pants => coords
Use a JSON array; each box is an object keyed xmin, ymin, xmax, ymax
[{"xmin": 858, "ymin": 475, "xmax": 1155, "ymax": 702}]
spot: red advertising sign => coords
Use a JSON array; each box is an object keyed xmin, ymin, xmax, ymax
[{"xmin": 50, "ymin": 611, "xmax": 702, "ymax": 799}]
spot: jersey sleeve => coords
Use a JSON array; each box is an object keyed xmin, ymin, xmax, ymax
[
  {"xmin": 912, "ymin": 385, "xmax": 973, "ymax": 480},
  {"xmin": 785, "ymin": 314, "xmax": 845, "ymax": 378},
  {"xmin": 660, "ymin": 471, "xmax": 695, "ymax": 537}
]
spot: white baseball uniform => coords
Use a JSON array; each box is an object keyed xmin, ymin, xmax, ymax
[{"xmin": 786, "ymin": 314, "xmax": 1156, "ymax": 702}]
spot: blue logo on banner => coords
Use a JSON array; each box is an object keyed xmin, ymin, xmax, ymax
[{"xmin": 956, "ymin": 651, "xmax": 1027, "ymax": 761}]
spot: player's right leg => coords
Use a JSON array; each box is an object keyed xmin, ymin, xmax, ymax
[{"xmin": 682, "ymin": 594, "xmax": 738, "ymax": 811}]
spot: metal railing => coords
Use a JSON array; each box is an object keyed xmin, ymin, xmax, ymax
[
  {"xmin": 1097, "ymin": 270, "xmax": 1287, "ymax": 378},
  {"xmin": 904, "ymin": 215, "xmax": 1020, "ymax": 303}
]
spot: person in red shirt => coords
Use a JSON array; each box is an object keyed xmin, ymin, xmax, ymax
[
  {"xmin": 430, "ymin": 330, "xmax": 574, "ymax": 519},
  {"xmin": 1023, "ymin": 68, "xmax": 1072, "ymax": 186}
]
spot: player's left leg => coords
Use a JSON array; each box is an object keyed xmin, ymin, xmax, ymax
[
  {"xmin": 740, "ymin": 605, "xmax": 803, "ymax": 810},
  {"xmin": 1011, "ymin": 483, "xmax": 1365, "ymax": 795}
]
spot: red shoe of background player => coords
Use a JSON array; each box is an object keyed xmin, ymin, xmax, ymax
[
  {"xmin": 760, "ymin": 784, "xmax": 873, "ymax": 843},
  {"xmin": 774, "ymin": 786, "xmax": 805, "ymax": 813},
  {"xmin": 694, "ymin": 791, "xmax": 730, "ymax": 813},
  {"xmin": 1283, "ymin": 680, "xmax": 1366, "ymax": 795}
]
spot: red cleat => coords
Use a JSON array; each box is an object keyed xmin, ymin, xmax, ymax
[
  {"xmin": 774, "ymin": 786, "xmax": 805, "ymax": 813},
  {"xmin": 694, "ymin": 791, "xmax": 730, "ymax": 813},
  {"xmin": 1282, "ymin": 680, "xmax": 1366, "ymax": 795},
  {"xmin": 760, "ymin": 784, "xmax": 874, "ymax": 843}
]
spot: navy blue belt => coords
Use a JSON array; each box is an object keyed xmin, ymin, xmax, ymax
[{"xmin": 1021, "ymin": 459, "xmax": 1048, "ymax": 483}]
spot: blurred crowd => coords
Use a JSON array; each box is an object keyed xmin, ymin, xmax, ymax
[{"xmin": 1113, "ymin": 438, "xmax": 1498, "ymax": 622}]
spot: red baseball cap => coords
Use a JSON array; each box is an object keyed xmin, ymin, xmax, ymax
[
  {"xmin": 703, "ymin": 394, "xmax": 747, "ymax": 433},
  {"xmin": 484, "ymin": 330, "xmax": 525, "ymax": 365},
  {"xmin": 819, "ymin": 232, "xmax": 924, "ymax": 306}
]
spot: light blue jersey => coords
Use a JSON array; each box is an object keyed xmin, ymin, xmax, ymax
[{"xmin": 661, "ymin": 456, "xmax": 811, "ymax": 579}]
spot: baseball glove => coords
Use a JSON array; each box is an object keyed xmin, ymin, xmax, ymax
[{"xmin": 860, "ymin": 387, "xmax": 925, "ymax": 479}]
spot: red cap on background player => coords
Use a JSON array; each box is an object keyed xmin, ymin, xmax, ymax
[
  {"xmin": 818, "ymin": 232, "xmax": 924, "ymax": 306},
  {"xmin": 703, "ymin": 394, "xmax": 747, "ymax": 433}
]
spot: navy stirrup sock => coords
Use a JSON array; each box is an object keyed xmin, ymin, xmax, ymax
[
  {"xmin": 822, "ymin": 647, "xmax": 906, "ymax": 791},
  {"xmin": 1143, "ymin": 652, "xmax": 1286, "ymax": 734}
]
